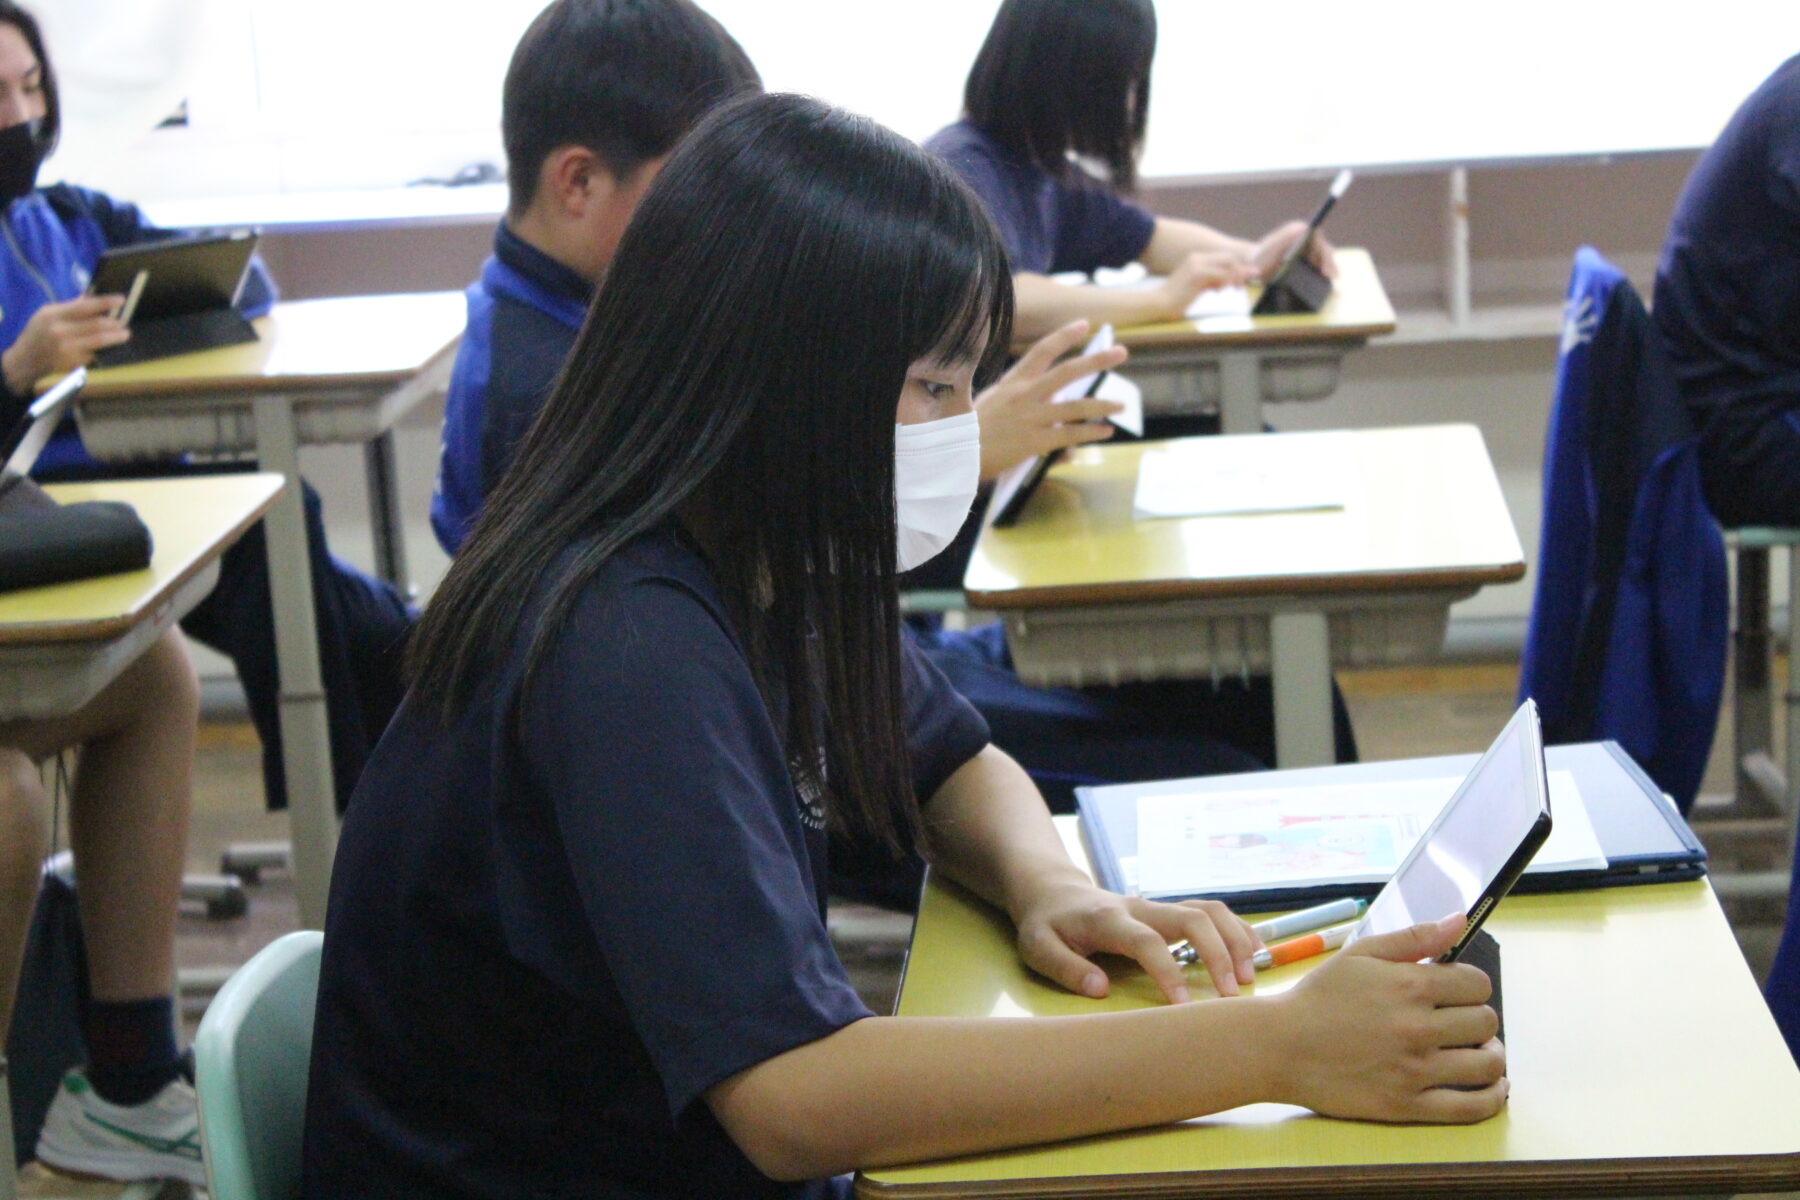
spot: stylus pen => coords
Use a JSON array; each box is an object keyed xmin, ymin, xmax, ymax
[
  {"xmin": 1171, "ymin": 897, "xmax": 1366, "ymax": 966},
  {"xmin": 1251, "ymin": 920, "xmax": 1358, "ymax": 972}
]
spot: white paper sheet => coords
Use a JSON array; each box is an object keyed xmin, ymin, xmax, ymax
[{"xmin": 1132, "ymin": 437, "xmax": 1350, "ymax": 519}]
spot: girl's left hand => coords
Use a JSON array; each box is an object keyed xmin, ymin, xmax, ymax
[{"xmin": 1011, "ymin": 877, "xmax": 1262, "ymax": 1004}]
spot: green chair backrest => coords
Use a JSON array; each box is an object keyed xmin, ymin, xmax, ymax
[{"xmin": 192, "ymin": 931, "xmax": 322, "ymax": 1200}]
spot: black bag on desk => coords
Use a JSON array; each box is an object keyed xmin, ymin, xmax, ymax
[
  {"xmin": 6, "ymin": 873, "xmax": 90, "ymax": 1167},
  {"xmin": 0, "ymin": 478, "xmax": 153, "ymax": 592}
]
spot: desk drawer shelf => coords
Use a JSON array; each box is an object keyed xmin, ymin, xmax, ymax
[{"xmin": 1001, "ymin": 589, "xmax": 1473, "ymax": 689}]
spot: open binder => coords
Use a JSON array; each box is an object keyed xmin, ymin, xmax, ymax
[{"xmin": 1077, "ymin": 741, "xmax": 1706, "ymax": 912}]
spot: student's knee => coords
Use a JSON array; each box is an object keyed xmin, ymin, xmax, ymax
[{"xmin": 139, "ymin": 629, "xmax": 201, "ymax": 725}]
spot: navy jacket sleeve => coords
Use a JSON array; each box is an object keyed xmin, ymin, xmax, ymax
[{"xmin": 517, "ymin": 571, "xmax": 872, "ymax": 1120}]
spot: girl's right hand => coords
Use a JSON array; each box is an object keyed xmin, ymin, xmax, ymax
[
  {"xmin": 2, "ymin": 295, "xmax": 130, "ymax": 394},
  {"xmin": 1267, "ymin": 913, "xmax": 1507, "ymax": 1124},
  {"xmin": 1156, "ymin": 251, "xmax": 1253, "ymax": 320}
]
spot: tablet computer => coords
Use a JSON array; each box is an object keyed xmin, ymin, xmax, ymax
[
  {"xmin": 988, "ymin": 324, "xmax": 1118, "ymax": 529},
  {"xmin": 1252, "ymin": 168, "xmax": 1352, "ymax": 316},
  {"xmin": 0, "ymin": 367, "xmax": 86, "ymax": 501},
  {"xmin": 1345, "ymin": 698, "xmax": 1552, "ymax": 962},
  {"xmin": 88, "ymin": 232, "xmax": 261, "ymax": 366}
]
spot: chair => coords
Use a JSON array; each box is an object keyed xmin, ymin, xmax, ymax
[
  {"xmin": 1517, "ymin": 247, "xmax": 1728, "ymax": 812},
  {"xmin": 192, "ymin": 931, "xmax": 322, "ymax": 1200}
]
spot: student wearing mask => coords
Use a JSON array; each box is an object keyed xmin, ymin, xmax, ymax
[
  {"xmin": 433, "ymin": 2, "xmax": 1270, "ymax": 892},
  {"xmin": 304, "ymin": 92, "xmax": 1506, "ymax": 1200},
  {"xmin": 926, "ymin": 0, "xmax": 1336, "ymax": 343},
  {"xmin": 0, "ymin": 0, "xmax": 412, "ymax": 815},
  {"xmin": 1, "ymin": 630, "xmax": 204, "ymax": 1186}
]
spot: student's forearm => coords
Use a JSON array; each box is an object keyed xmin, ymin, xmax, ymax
[
  {"xmin": 1011, "ymin": 272, "xmax": 1187, "ymax": 342},
  {"xmin": 918, "ymin": 746, "xmax": 1088, "ymax": 921},
  {"xmin": 708, "ymin": 997, "xmax": 1280, "ymax": 1180},
  {"xmin": 1140, "ymin": 216, "xmax": 1253, "ymax": 273}
]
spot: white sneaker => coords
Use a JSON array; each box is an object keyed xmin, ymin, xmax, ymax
[{"xmin": 34, "ymin": 1068, "xmax": 206, "ymax": 1187}]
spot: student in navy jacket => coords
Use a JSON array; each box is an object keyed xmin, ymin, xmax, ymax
[
  {"xmin": 0, "ymin": 1, "xmax": 411, "ymax": 814},
  {"xmin": 925, "ymin": 0, "xmax": 1337, "ymax": 343},
  {"xmin": 1657, "ymin": 52, "xmax": 1800, "ymax": 1070},
  {"xmin": 433, "ymin": 4, "xmax": 1287, "ymax": 903},
  {"xmin": 303, "ymin": 92, "xmax": 1506, "ymax": 1200},
  {"xmin": 1654, "ymin": 53, "xmax": 1800, "ymax": 528}
]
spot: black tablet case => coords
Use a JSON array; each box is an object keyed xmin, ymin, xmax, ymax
[
  {"xmin": 1077, "ymin": 741, "xmax": 1706, "ymax": 912},
  {"xmin": 0, "ymin": 478, "xmax": 152, "ymax": 591}
]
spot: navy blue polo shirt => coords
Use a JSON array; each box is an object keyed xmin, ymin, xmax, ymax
[
  {"xmin": 1654, "ymin": 53, "xmax": 1800, "ymax": 417},
  {"xmin": 432, "ymin": 223, "xmax": 592, "ymax": 554},
  {"xmin": 924, "ymin": 120, "xmax": 1156, "ymax": 275},
  {"xmin": 301, "ymin": 525, "xmax": 990, "ymax": 1199}
]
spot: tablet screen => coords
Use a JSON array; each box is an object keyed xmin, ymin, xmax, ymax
[{"xmin": 1349, "ymin": 700, "xmax": 1550, "ymax": 953}]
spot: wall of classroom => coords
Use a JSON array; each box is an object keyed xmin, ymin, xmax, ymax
[{"xmin": 186, "ymin": 150, "xmax": 1706, "ymax": 688}]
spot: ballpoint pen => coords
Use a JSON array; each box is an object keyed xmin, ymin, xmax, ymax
[{"xmin": 1171, "ymin": 897, "xmax": 1365, "ymax": 966}]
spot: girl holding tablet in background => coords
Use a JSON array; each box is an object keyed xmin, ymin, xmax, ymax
[
  {"xmin": 304, "ymin": 94, "xmax": 1502, "ymax": 1198},
  {"xmin": 928, "ymin": 0, "xmax": 1337, "ymax": 342},
  {"xmin": 0, "ymin": 1, "xmax": 412, "ymax": 818}
]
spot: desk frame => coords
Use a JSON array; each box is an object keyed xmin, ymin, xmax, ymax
[{"xmin": 73, "ymin": 311, "xmax": 460, "ymax": 927}]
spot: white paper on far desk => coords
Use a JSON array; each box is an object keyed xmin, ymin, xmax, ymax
[
  {"xmin": 1133, "ymin": 435, "xmax": 1350, "ymax": 519},
  {"xmin": 1080, "ymin": 265, "xmax": 1249, "ymax": 321},
  {"xmin": 1130, "ymin": 771, "xmax": 1608, "ymax": 899}
]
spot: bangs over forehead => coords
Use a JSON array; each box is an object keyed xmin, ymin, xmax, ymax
[{"xmin": 895, "ymin": 155, "xmax": 1014, "ymax": 387}]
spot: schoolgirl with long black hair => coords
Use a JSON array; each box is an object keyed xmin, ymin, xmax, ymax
[{"xmin": 303, "ymin": 93, "xmax": 1504, "ymax": 1200}]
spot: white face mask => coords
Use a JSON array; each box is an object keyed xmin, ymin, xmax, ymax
[{"xmin": 894, "ymin": 410, "xmax": 980, "ymax": 572}]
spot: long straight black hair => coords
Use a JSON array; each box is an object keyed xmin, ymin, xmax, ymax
[
  {"xmin": 963, "ymin": 0, "xmax": 1156, "ymax": 191},
  {"xmin": 0, "ymin": 1, "xmax": 58, "ymax": 155},
  {"xmin": 410, "ymin": 93, "xmax": 1013, "ymax": 852}
]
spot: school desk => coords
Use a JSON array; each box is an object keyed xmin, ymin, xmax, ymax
[
  {"xmin": 963, "ymin": 424, "xmax": 1524, "ymax": 768},
  {"xmin": 0, "ymin": 475, "xmax": 283, "ymax": 721},
  {"xmin": 855, "ymin": 817, "xmax": 1800, "ymax": 1199},
  {"xmin": 67, "ymin": 292, "xmax": 464, "ymax": 928},
  {"xmin": 1111, "ymin": 248, "xmax": 1396, "ymax": 435}
]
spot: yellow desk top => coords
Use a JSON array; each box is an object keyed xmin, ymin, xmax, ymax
[
  {"xmin": 72, "ymin": 291, "xmax": 466, "ymax": 400},
  {"xmin": 0, "ymin": 474, "xmax": 282, "ymax": 644},
  {"xmin": 965, "ymin": 424, "xmax": 1525, "ymax": 610},
  {"xmin": 1112, "ymin": 247, "xmax": 1396, "ymax": 351},
  {"xmin": 859, "ymin": 820, "xmax": 1800, "ymax": 1198}
]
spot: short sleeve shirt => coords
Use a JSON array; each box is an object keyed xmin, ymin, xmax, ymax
[
  {"xmin": 1654, "ymin": 53, "xmax": 1800, "ymax": 417},
  {"xmin": 301, "ymin": 527, "xmax": 990, "ymax": 1199},
  {"xmin": 925, "ymin": 120, "xmax": 1156, "ymax": 276}
]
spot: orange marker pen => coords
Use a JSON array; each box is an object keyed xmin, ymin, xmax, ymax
[{"xmin": 1254, "ymin": 920, "xmax": 1357, "ymax": 971}]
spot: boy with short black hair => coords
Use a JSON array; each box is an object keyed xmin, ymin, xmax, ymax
[{"xmin": 431, "ymin": 0, "xmax": 760, "ymax": 553}]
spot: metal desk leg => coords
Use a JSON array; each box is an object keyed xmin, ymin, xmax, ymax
[
  {"xmin": 1217, "ymin": 351, "xmax": 1262, "ymax": 435},
  {"xmin": 1735, "ymin": 546, "xmax": 1779, "ymax": 815},
  {"xmin": 1270, "ymin": 610, "xmax": 1335, "ymax": 768},
  {"xmin": 364, "ymin": 430, "xmax": 410, "ymax": 594},
  {"xmin": 253, "ymin": 395, "xmax": 338, "ymax": 930}
]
